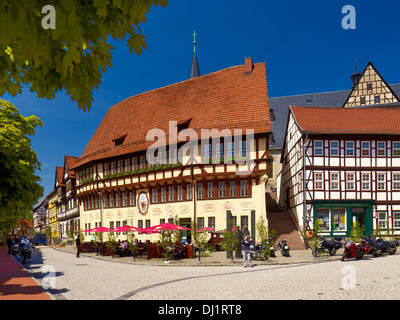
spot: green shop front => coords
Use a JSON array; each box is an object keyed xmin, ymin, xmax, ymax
[{"xmin": 312, "ymin": 200, "xmax": 374, "ymax": 237}]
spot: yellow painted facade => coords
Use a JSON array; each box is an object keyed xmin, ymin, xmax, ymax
[{"xmin": 47, "ymin": 190, "xmax": 59, "ymax": 240}]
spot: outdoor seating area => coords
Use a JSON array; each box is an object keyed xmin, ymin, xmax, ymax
[{"xmin": 82, "ymin": 223, "xmax": 195, "ymax": 260}]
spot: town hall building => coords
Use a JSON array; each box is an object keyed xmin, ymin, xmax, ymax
[{"xmin": 72, "ymin": 57, "xmax": 272, "ymax": 242}]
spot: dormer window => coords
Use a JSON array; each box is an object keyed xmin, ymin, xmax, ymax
[
  {"xmin": 177, "ymin": 118, "xmax": 192, "ymax": 132},
  {"xmin": 112, "ymin": 133, "xmax": 127, "ymax": 147}
]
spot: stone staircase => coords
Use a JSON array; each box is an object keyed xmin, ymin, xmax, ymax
[{"xmin": 266, "ymin": 193, "xmax": 306, "ymax": 250}]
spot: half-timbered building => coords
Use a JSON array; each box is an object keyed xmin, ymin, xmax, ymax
[
  {"xmin": 56, "ymin": 155, "xmax": 79, "ymax": 240},
  {"xmin": 72, "ymin": 58, "xmax": 271, "ymax": 242},
  {"xmin": 278, "ymin": 106, "xmax": 400, "ymax": 237}
]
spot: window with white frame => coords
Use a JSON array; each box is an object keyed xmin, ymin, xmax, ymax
[
  {"xmin": 393, "ymin": 173, "xmax": 400, "ymax": 190},
  {"xmin": 198, "ymin": 183, "xmax": 204, "ymax": 199},
  {"xmin": 218, "ymin": 181, "xmax": 226, "ymax": 197},
  {"xmin": 330, "ymin": 141, "xmax": 339, "ymax": 156},
  {"xmin": 103, "ymin": 194, "xmax": 108, "ymax": 208},
  {"xmin": 229, "ymin": 180, "xmax": 236, "ymax": 197},
  {"xmin": 197, "ymin": 217, "xmax": 204, "ymax": 229},
  {"xmin": 111, "ymin": 161, "xmax": 116, "ymax": 174},
  {"xmin": 377, "ymin": 141, "xmax": 386, "ymax": 156},
  {"xmin": 377, "ymin": 173, "xmax": 386, "ymax": 190},
  {"xmin": 362, "ymin": 173, "xmax": 371, "ymax": 190},
  {"xmin": 186, "ymin": 184, "xmax": 192, "ymax": 200},
  {"xmin": 161, "ymin": 187, "xmax": 166, "ymax": 202},
  {"xmin": 346, "ymin": 173, "xmax": 355, "ymax": 190},
  {"xmin": 104, "ymin": 163, "xmax": 109, "ymax": 176},
  {"xmin": 177, "ymin": 185, "xmax": 183, "ymax": 201},
  {"xmin": 394, "ymin": 212, "xmax": 400, "ymax": 229},
  {"xmin": 168, "ymin": 185, "xmax": 174, "ymax": 201},
  {"xmin": 151, "ymin": 188, "xmax": 158, "ymax": 203},
  {"xmin": 124, "ymin": 159, "xmax": 130, "ymax": 172},
  {"xmin": 203, "ymin": 144, "xmax": 212, "ymax": 163},
  {"xmin": 378, "ymin": 212, "xmax": 387, "ymax": 229},
  {"xmin": 393, "ymin": 142, "xmax": 400, "ymax": 156},
  {"xmin": 216, "ymin": 143, "xmax": 224, "ymax": 161},
  {"xmin": 122, "ymin": 192, "xmax": 127, "ymax": 206},
  {"xmin": 314, "ymin": 140, "xmax": 323, "ymax": 156},
  {"xmin": 330, "ymin": 172, "xmax": 339, "ymax": 190},
  {"xmin": 239, "ymin": 140, "xmax": 247, "ymax": 158},
  {"xmin": 132, "ymin": 157, "xmax": 138, "ymax": 171},
  {"xmin": 129, "ymin": 191, "xmax": 135, "ymax": 206},
  {"xmin": 139, "ymin": 155, "xmax": 145, "ymax": 169},
  {"xmin": 117, "ymin": 160, "xmax": 123, "ymax": 173},
  {"xmin": 109, "ymin": 193, "xmax": 114, "ymax": 207},
  {"xmin": 346, "ymin": 141, "xmax": 354, "ymax": 156},
  {"xmin": 115, "ymin": 193, "xmax": 120, "ymax": 206},
  {"xmin": 208, "ymin": 217, "xmax": 215, "ymax": 229},
  {"xmin": 314, "ymin": 172, "xmax": 324, "ymax": 190},
  {"xmin": 207, "ymin": 181, "xmax": 214, "ymax": 198},
  {"xmin": 361, "ymin": 141, "xmax": 370, "ymax": 156},
  {"xmin": 240, "ymin": 180, "xmax": 248, "ymax": 197},
  {"xmin": 298, "ymin": 172, "xmax": 303, "ymax": 192}
]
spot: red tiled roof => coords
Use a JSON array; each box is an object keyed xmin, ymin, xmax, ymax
[
  {"xmin": 56, "ymin": 166, "xmax": 65, "ymax": 186},
  {"xmin": 65, "ymin": 155, "xmax": 79, "ymax": 178},
  {"xmin": 291, "ymin": 106, "xmax": 400, "ymax": 134},
  {"xmin": 73, "ymin": 61, "xmax": 271, "ymax": 168}
]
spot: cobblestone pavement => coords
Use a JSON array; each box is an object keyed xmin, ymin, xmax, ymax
[{"xmin": 24, "ymin": 246, "xmax": 400, "ymax": 300}]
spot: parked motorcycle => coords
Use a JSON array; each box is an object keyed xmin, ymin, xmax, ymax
[
  {"xmin": 341, "ymin": 240, "xmax": 365, "ymax": 261},
  {"xmin": 361, "ymin": 236, "xmax": 380, "ymax": 257},
  {"xmin": 312, "ymin": 236, "xmax": 342, "ymax": 257},
  {"xmin": 374, "ymin": 238, "xmax": 398, "ymax": 256},
  {"xmin": 278, "ymin": 239, "xmax": 290, "ymax": 257},
  {"xmin": 11, "ymin": 243, "xmax": 19, "ymax": 256},
  {"xmin": 20, "ymin": 242, "xmax": 32, "ymax": 264}
]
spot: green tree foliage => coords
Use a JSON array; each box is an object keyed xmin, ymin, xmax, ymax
[
  {"xmin": 0, "ymin": 100, "xmax": 43, "ymax": 230},
  {"xmin": 0, "ymin": 0, "xmax": 169, "ymax": 111}
]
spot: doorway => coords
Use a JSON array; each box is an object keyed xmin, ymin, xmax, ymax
[{"xmin": 351, "ymin": 207, "xmax": 366, "ymax": 228}]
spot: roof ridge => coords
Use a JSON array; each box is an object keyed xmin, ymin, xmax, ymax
[{"xmin": 111, "ymin": 62, "xmax": 266, "ymax": 109}]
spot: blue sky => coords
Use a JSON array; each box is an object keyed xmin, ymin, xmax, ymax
[{"xmin": 3, "ymin": 0, "xmax": 400, "ymax": 205}]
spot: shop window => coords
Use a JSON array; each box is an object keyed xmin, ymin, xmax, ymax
[
  {"xmin": 316, "ymin": 208, "xmax": 330, "ymax": 231},
  {"xmin": 332, "ymin": 208, "xmax": 346, "ymax": 231}
]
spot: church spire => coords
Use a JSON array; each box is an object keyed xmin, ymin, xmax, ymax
[{"xmin": 190, "ymin": 30, "xmax": 200, "ymax": 79}]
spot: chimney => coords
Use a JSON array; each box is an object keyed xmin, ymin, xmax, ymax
[{"xmin": 244, "ymin": 57, "xmax": 253, "ymax": 74}]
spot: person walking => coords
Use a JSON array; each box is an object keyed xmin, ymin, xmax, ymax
[
  {"xmin": 6, "ymin": 235, "xmax": 12, "ymax": 254},
  {"xmin": 75, "ymin": 235, "xmax": 81, "ymax": 258},
  {"xmin": 241, "ymin": 235, "xmax": 253, "ymax": 268}
]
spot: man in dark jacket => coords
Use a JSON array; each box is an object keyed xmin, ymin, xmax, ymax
[
  {"xmin": 241, "ymin": 235, "xmax": 253, "ymax": 267},
  {"xmin": 76, "ymin": 235, "xmax": 81, "ymax": 258}
]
